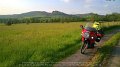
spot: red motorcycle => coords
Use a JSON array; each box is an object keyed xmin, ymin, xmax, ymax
[{"xmin": 80, "ymin": 23, "xmax": 103, "ymax": 54}]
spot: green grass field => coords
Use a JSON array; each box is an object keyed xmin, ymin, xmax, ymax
[{"xmin": 0, "ymin": 22, "xmax": 120, "ymax": 67}]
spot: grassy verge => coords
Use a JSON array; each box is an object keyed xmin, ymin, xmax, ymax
[
  {"xmin": 101, "ymin": 22, "xmax": 120, "ymax": 33},
  {"xmin": 88, "ymin": 32, "xmax": 120, "ymax": 67}
]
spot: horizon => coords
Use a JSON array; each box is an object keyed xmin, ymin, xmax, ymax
[
  {"xmin": 0, "ymin": 10, "xmax": 120, "ymax": 16},
  {"xmin": 0, "ymin": 0, "xmax": 120, "ymax": 15}
]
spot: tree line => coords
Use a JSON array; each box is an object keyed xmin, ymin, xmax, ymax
[{"xmin": 0, "ymin": 13, "xmax": 120, "ymax": 25}]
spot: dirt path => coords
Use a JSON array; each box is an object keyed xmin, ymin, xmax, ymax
[
  {"xmin": 105, "ymin": 41, "xmax": 120, "ymax": 67},
  {"xmin": 54, "ymin": 30, "xmax": 120, "ymax": 67}
]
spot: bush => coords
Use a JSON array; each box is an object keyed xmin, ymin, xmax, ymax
[{"xmin": 5, "ymin": 21, "xmax": 12, "ymax": 26}]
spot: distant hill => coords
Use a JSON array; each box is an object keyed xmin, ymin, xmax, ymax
[
  {"xmin": 0, "ymin": 11, "xmax": 51, "ymax": 18},
  {"xmin": 75, "ymin": 13, "xmax": 94, "ymax": 17},
  {"xmin": 0, "ymin": 11, "xmax": 106, "ymax": 19},
  {"xmin": 0, "ymin": 11, "xmax": 74, "ymax": 18},
  {"xmin": 75, "ymin": 13, "xmax": 105, "ymax": 18}
]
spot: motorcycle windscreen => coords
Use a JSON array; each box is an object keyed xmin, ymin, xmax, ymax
[{"xmin": 85, "ymin": 22, "xmax": 97, "ymax": 32}]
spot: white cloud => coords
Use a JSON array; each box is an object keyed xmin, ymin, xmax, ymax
[
  {"xmin": 0, "ymin": 0, "xmax": 30, "ymax": 15},
  {"xmin": 84, "ymin": 0, "xmax": 93, "ymax": 8},
  {"xmin": 84, "ymin": 4, "xmax": 92, "ymax": 8},
  {"xmin": 0, "ymin": 7, "xmax": 29, "ymax": 15},
  {"xmin": 61, "ymin": 0, "xmax": 93, "ymax": 3},
  {"xmin": 104, "ymin": 4, "xmax": 109, "ymax": 7},
  {"xmin": 85, "ymin": 0, "xmax": 93, "ymax": 3},
  {"xmin": 61, "ymin": 0, "xmax": 76, "ymax": 3},
  {"xmin": 62, "ymin": 0, "xmax": 70, "ymax": 3}
]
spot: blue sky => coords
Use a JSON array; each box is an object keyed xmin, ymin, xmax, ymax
[{"xmin": 0, "ymin": 0, "xmax": 120, "ymax": 15}]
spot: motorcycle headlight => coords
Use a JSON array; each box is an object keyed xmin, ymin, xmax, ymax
[
  {"xmin": 82, "ymin": 32, "xmax": 90, "ymax": 38},
  {"xmin": 91, "ymin": 37, "xmax": 94, "ymax": 39}
]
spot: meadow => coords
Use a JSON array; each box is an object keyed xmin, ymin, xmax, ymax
[{"xmin": 0, "ymin": 22, "xmax": 120, "ymax": 67}]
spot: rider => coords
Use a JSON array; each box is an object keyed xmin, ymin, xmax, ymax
[
  {"xmin": 92, "ymin": 21, "xmax": 104, "ymax": 34},
  {"xmin": 92, "ymin": 21, "xmax": 101, "ymax": 30}
]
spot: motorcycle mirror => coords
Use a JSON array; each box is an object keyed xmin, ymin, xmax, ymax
[{"xmin": 80, "ymin": 25, "xmax": 84, "ymax": 29}]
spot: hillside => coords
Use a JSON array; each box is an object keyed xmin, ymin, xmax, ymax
[
  {"xmin": 0, "ymin": 11, "xmax": 102, "ymax": 19},
  {"xmin": 0, "ymin": 11, "xmax": 73, "ymax": 18}
]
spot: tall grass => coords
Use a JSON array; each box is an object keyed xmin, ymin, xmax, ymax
[
  {"xmin": 101, "ymin": 22, "xmax": 120, "ymax": 33},
  {"xmin": 89, "ymin": 32, "xmax": 120, "ymax": 67},
  {"xmin": 0, "ymin": 22, "xmax": 120, "ymax": 67},
  {"xmin": 0, "ymin": 23, "xmax": 84, "ymax": 67}
]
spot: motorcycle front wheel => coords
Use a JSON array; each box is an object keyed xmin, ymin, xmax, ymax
[{"xmin": 81, "ymin": 42, "xmax": 88, "ymax": 54}]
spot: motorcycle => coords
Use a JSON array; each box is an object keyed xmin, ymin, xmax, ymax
[{"xmin": 80, "ymin": 23, "xmax": 103, "ymax": 54}]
